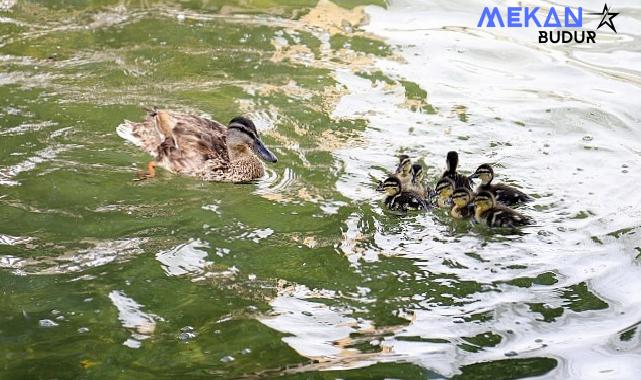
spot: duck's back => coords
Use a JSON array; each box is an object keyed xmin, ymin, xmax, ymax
[
  {"xmin": 481, "ymin": 206, "xmax": 531, "ymax": 228},
  {"xmin": 482, "ymin": 183, "xmax": 532, "ymax": 205},
  {"xmin": 386, "ymin": 191, "xmax": 428, "ymax": 211},
  {"xmin": 442, "ymin": 171, "xmax": 472, "ymax": 190},
  {"xmin": 117, "ymin": 111, "xmax": 231, "ymax": 176}
]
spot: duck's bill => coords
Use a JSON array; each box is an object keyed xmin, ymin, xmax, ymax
[
  {"xmin": 254, "ymin": 139, "xmax": 278, "ymax": 163},
  {"xmin": 469, "ymin": 173, "xmax": 479, "ymax": 179},
  {"xmin": 375, "ymin": 181, "xmax": 384, "ymax": 192}
]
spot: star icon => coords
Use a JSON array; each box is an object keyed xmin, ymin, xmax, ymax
[{"xmin": 589, "ymin": 4, "xmax": 619, "ymax": 33}]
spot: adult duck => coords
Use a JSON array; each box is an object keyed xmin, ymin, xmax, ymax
[{"xmin": 117, "ymin": 109, "xmax": 277, "ymax": 182}]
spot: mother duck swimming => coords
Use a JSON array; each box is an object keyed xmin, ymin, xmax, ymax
[{"xmin": 117, "ymin": 109, "xmax": 277, "ymax": 182}]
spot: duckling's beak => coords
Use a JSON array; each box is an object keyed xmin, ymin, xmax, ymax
[
  {"xmin": 428, "ymin": 190, "xmax": 437, "ymax": 199},
  {"xmin": 469, "ymin": 172, "xmax": 479, "ymax": 179},
  {"xmin": 253, "ymin": 138, "xmax": 278, "ymax": 163},
  {"xmin": 376, "ymin": 181, "xmax": 385, "ymax": 192}
]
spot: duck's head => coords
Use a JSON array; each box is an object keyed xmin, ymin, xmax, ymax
[
  {"xmin": 473, "ymin": 191, "xmax": 495, "ymax": 214},
  {"xmin": 452, "ymin": 187, "xmax": 472, "ymax": 207},
  {"xmin": 411, "ymin": 163, "xmax": 424, "ymax": 183},
  {"xmin": 446, "ymin": 151, "xmax": 458, "ymax": 173},
  {"xmin": 381, "ymin": 176, "xmax": 401, "ymax": 197},
  {"xmin": 396, "ymin": 155, "xmax": 412, "ymax": 175},
  {"xmin": 470, "ymin": 163, "xmax": 493, "ymax": 184},
  {"xmin": 227, "ymin": 116, "xmax": 277, "ymax": 163},
  {"xmin": 434, "ymin": 177, "xmax": 454, "ymax": 203}
]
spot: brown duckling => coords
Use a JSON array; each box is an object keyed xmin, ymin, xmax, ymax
[
  {"xmin": 381, "ymin": 176, "xmax": 429, "ymax": 211},
  {"xmin": 450, "ymin": 187, "xmax": 474, "ymax": 219},
  {"xmin": 395, "ymin": 154, "xmax": 413, "ymax": 190},
  {"xmin": 408, "ymin": 163, "xmax": 430, "ymax": 198},
  {"xmin": 473, "ymin": 191, "xmax": 533, "ymax": 228},
  {"xmin": 433, "ymin": 177, "xmax": 455, "ymax": 208},
  {"xmin": 441, "ymin": 151, "xmax": 472, "ymax": 191},
  {"xmin": 470, "ymin": 163, "xmax": 532, "ymax": 206},
  {"xmin": 376, "ymin": 154, "xmax": 413, "ymax": 192}
]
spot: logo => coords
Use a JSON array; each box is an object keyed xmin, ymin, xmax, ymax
[
  {"xmin": 477, "ymin": 3, "xmax": 619, "ymax": 44},
  {"xmin": 589, "ymin": 4, "xmax": 618, "ymax": 33}
]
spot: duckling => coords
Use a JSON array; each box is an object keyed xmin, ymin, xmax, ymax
[
  {"xmin": 441, "ymin": 151, "xmax": 472, "ymax": 190},
  {"xmin": 433, "ymin": 177, "xmax": 455, "ymax": 208},
  {"xmin": 375, "ymin": 154, "xmax": 412, "ymax": 192},
  {"xmin": 473, "ymin": 191, "xmax": 532, "ymax": 228},
  {"xmin": 450, "ymin": 187, "xmax": 474, "ymax": 219},
  {"xmin": 117, "ymin": 110, "xmax": 277, "ymax": 182},
  {"xmin": 408, "ymin": 163, "xmax": 430, "ymax": 198},
  {"xmin": 381, "ymin": 176, "xmax": 429, "ymax": 211},
  {"xmin": 470, "ymin": 163, "xmax": 532, "ymax": 205},
  {"xmin": 395, "ymin": 154, "xmax": 413, "ymax": 191}
]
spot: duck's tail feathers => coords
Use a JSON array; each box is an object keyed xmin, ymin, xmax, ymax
[{"xmin": 116, "ymin": 120, "xmax": 144, "ymax": 147}]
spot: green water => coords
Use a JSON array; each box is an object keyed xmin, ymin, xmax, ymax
[{"xmin": 1, "ymin": 0, "xmax": 640, "ymax": 379}]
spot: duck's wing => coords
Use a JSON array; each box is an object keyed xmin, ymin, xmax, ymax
[
  {"xmin": 493, "ymin": 183, "xmax": 532, "ymax": 205},
  {"xmin": 487, "ymin": 206, "xmax": 532, "ymax": 227},
  {"xmin": 455, "ymin": 173, "xmax": 473, "ymax": 190},
  {"xmin": 158, "ymin": 113, "xmax": 231, "ymax": 175},
  {"xmin": 384, "ymin": 195, "xmax": 397, "ymax": 210},
  {"xmin": 441, "ymin": 171, "xmax": 472, "ymax": 191},
  {"xmin": 397, "ymin": 192, "xmax": 430, "ymax": 210},
  {"xmin": 117, "ymin": 110, "xmax": 231, "ymax": 176}
]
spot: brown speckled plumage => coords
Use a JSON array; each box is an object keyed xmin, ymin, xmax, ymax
[{"xmin": 117, "ymin": 110, "xmax": 276, "ymax": 182}]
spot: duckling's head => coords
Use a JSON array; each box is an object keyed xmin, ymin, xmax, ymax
[
  {"xmin": 452, "ymin": 187, "xmax": 472, "ymax": 207},
  {"xmin": 435, "ymin": 177, "xmax": 455, "ymax": 201},
  {"xmin": 470, "ymin": 163, "xmax": 494, "ymax": 184},
  {"xmin": 227, "ymin": 117, "xmax": 277, "ymax": 163},
  {"xmin": 446, "ymin": 151, "xmax": 458, "ymax": 173},
  {"xmin": 411, "ymin": 163, "xmax": 424, "ymax": 182},
  {"xmin": 381, "ymin": 176, "xmax": 401, "ymax": 196},
  {"xmin": 396, "ymin": 155, "xmax": 412, "ymax": 175},
  {"xmin": 473, "ymin": 191, "xmax": 495, "ymax": 213}
]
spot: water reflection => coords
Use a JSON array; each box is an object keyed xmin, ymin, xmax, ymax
[{"xmin": 109, "ymin": 290, "xmax": 162, "ymax": 348}]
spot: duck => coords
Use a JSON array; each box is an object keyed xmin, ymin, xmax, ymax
[
  {"xmin": 450, "ymin": 187, "xmax": 474, "ymax": 219},
  {"xmin": 117, "ymin": 109, "xmax": 277, "ymax": 182},
  {"xmin": 470, "ymin": 163, "xmax": 532, "ymax": 205},
  {"xmin": 433, "ymin": 177, "xmax": 455, "ymax": 208},
  {"xmin": 473, "ymin": 191, "xmax": 533, "ymax": 228},
  {"xmin": 380, "ymin": 176, "xmax": 429, "ymax": 211},
  {"xmin": 408, "ymin": 163, "xmax": 430, "ymax": 198},
  {"xmin": 395, "ymin": 154, "xmax": 413, "ymax": 190},
  {"xmin": 375, "ymin": 154, "xmax": 413, "ymax": 192},
  {"xmin": 441, "ymin": 151, "xmax": 472, "ymax": 191}
]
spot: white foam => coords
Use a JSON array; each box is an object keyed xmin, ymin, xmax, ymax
[
  {"xmin": 155, "ymin": 239, "xmax": 212, "ymax": 276},
  {"xmin": 108, "ymin": 290, "xmax": 162, "ymax": 348}
]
